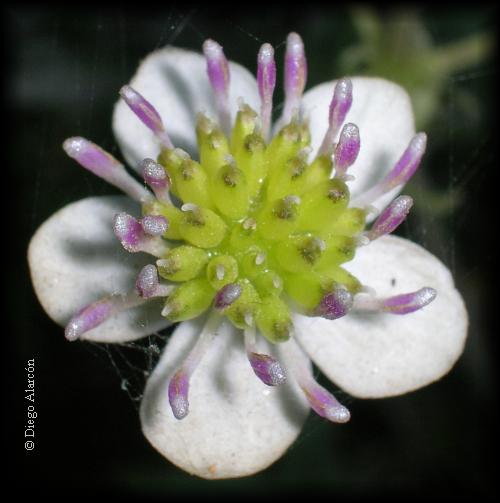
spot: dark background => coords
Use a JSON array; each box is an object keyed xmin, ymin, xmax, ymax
[{"xmin": 5, "ymin": 4, "xmax": 498, "ymax": 500}]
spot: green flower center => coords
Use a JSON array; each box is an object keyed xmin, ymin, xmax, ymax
[{"xmin": 143, "ymin": 106, "xmax": 366, "ymax": 343}]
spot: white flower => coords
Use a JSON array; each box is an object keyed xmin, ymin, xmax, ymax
[{"xmin": 28, "ymin": 33, "xmax": 467, "ymax": 479}]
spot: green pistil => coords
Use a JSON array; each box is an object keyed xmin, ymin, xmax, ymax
[{"xmin": 141, "ymin": 105, "xmax": 367, "ymax": 343}]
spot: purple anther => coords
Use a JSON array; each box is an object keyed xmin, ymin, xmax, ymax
[
  {"xmin": 113, "ymin": 212, "xmax": 145, "ymax": 252},
  {"xmin": 318, "ymin": 78, "xmax": 353, "ymax": 156},
  {"xmin": 381, "ymin": 133, "xmax": 427, "ymax": 190},
  {"xmin": 203, "ymin": 39, "xmax": 231, "ymax": 135},
  {"xmin": 329, "ymin": 79, "xmax": 353, "ymax": 136},
  {"xmin": 141, "ymin": 158, "xmax": 170, "ymax": 189},
  {"xmin": 165, "ymin": 312, "xmax": 222, "ymax": 418},
  {"xmin": 63, "ymin": 137, "xmax": 120, "ymax": 177},
  {"xmin": 137, "ymin": 263, "xmax": 174, "ymax": 299},
  {"xmin": 257, "ymin": 43, "xmax": 276, "ymax": 139},
  {"xmin": 63, "ymin": 137, "xmax": 150, "ymax": 201},
  {"xmin": 64, "ymin": 298, "xmax": 115, "ymax": 341},
  {"xmin": 315, "ymin": 286, "xmax": 353, "ymax": 320},
  {"xmin": 258, "ymin": 43, "xmax": 276, "ymax": 107},
  {"xmin": 141, "ymin": 215, "xmax": 169, "ymax": 236},
  {"xmin": 248, "ymin": 352, "xmax": 287, "ymax": 386},
  {"xmin": 367, "ymin": 195, "xmax": 413, "ymax": 241},
  {"xmin": 141, "ymin": 158, "xmax": 171, "ymax": 203},
  {"xmin": 203, "ymin": 39, "xmax": 230, "ymax": 96},
  {"xmin": 135, "ymin": 264, "xmax": 160, "ymax": 298},
  {"xmin": 284, "ymin": 339, "xmax": 351, "ymax": 424},
  {"xmin": 282, "ymin": 32, "xmax": 307, "ymax": 124},
  {"xmin": 168, "ymin": 370, "xmax": 190, "ymax": 420},
  {"xmin": 214, "ymin": 283, "xmax": 242, "ymax": 310},
  {"xmin": 334, "ymin": 123, "xmax": 360, "ymax": 177},
  {"xmin": 284, "ymin": 32, "xmax": 307, "ymax": 101},
  {"xmin": 303, "ymin": 382, "xmax": 351, "ymax": 423},
  {"xmin": 119, "ymin": 85, "xmax": 173, "ymax": 149},
  {"xmin": 382, "ymin": 287, "xmax": 437, "ymax": 315},
  {"xmin": 114, "ymin": 213, "xmax": 168, "ymax": 256}
]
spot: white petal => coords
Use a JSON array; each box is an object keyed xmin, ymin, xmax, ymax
[
  {"xmin": 293, "ymin": 235, "xmax": 468, "ymax": 398},
  {"xmin": 140, "ymin": 318, "xmax": 310, "ymax": 479},
  {"xmin": 301, "ymin": 77, "xmax": 416, "ymax": 213},
  {"xmin": 113, "ymin": 46, "xmax": 259, "ymax": 170},
  {"xmin": 28, "ymin": 196, "xmax": 169, "ymax": 343}
]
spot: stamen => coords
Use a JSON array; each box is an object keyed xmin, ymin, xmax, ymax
[
  {"xmin": 181, "ymin": 203, "xmax": 200, "ymax": 213},
  {"xmin": 248, "ymin": 353, "xmax": 287, "ymax": 386},
  {"xmin": 273, "ymin": 195, "xmax": 301, "ymax": 220},
  {"xmin": 203, "ymin": 39, "xmax": 231, "ymax": 136},
  {"xmin": 206, "ymin": 256, "xmax": 238, "ymax": 289},
  {"xmin": 160, "ymin": 303, "xmax": 173, "ymax": 317},
  {"xmin": 283, "ymin": 340, "xmax": 350, "ymax": 423},
  {"xmin": 382, "ymin": 133, "xmax": 427, "ymax": 189},
  {"xmin": 353, "ymin": 287, "xmax": 437, "ymax": 314},
  {"xmin": 314, "ymin": 237, "xmax": 327, "ymax": 251},
  {"xmin": 119, "ymin": 86, "xmax": 173, "ymax": 149},
  {"xmin": 353, "ymin": 133, "xmax": 427, "ymax": 207},
  {"xmin": 141, "ymin": 215, "xmax": 169, "ymax": 236},
  {"xmin": 215, "ymin": 264, "xmax": 225, "ymax": 281},
  {"xmin": 366, "ymin": 195, "xmax": 413, "ymax": 241},
  {"xmin": 382, "ymin": 287, "xmax": 437, "ymax": 314},
  {"xmin": 286, "ymin": 194, "xmax": 301, "ymax": 205},
  {"xmin": 282, "ymin": 32, "xmax": 307, "ymax": 125},
  {"xmin": 168, "ymin": 370, "xmax": 190, "ymax": 420},
  {"xmin": 65, "ymin": 291, "xmax": 143, "ymax": 341},
  {"xmin": 244, "ymin": 326, "xmax": 286, "ymax": 386},
  {"xmin": 355, "ymin": 235, "xmax": 371, "ymax": 247},
  {"xmin": 314, "ymin": 285, "xmax": 353, "ymax": 320},
  {"xmin": 333, "ymin": 123, "xmax": 360, "ymax": 178},
  {"xmin": 242, "ymin": 218, "xmax": 257, "ymax": 230},
  {"xmin": 141, "ymin": 158, "xmax": 172, "ymax": 203},
  {"xmin": 63, "ymin": 137, "xmax": 150, "ymax": 202},
  {"xmin": 244, "ymin": 311, "xmax": 254, "ymax": 327},
  {"xmin": 135, "ymin": 264, "xmax": 174, "ymax": 299},
  {"xmin": 214, "ymin": 283, "xmax": 243, "ymax": 310},
  {"xmin": 257, "ymin": 43, "xmax": 276, "ymax": 140},
  {"xmin": 196, "ymin": 111, "xmax": 216, "ymax": 135},
  {"xmin": 272, "ymin": 276, "xmax": 283, "ymax": 290},
  {"xmin": 167, "ymin": 312, "xmax": 222, "ymax": 419},
  {"xmin": 318, "ymin": 78, "xmax": 353, "ymax": 156},
  {"xmin": 303, "ymin": 382, "xmax": 351, "ymax": 423},
  {"xmin": 255, "ymin": 252, "xmax": 266, "ymax": 265},
  {"xmin": 181, "ymin": 203, "xmax": 205, "ymax": 226},
  {"xmin": 113, "ymin": 212, "xmax": 169, "ymax": 257}
]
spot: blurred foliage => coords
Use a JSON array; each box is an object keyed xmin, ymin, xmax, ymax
[
  {"xmin": 340, "ymin": 6, "xmax": 494, "ymax": 129},
  {"xmin": 338, "ymin": 6, "xmax": 494, "ymax": 221}
]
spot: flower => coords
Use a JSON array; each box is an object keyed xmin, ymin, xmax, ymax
[{"xmin": 28, "ymin": 32, "xmax": 467, "ymax": 479}]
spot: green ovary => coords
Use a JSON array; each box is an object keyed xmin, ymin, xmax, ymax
[{"xmin": 142, "ymin": 107, "xmax": 366, "ymax": 344}]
